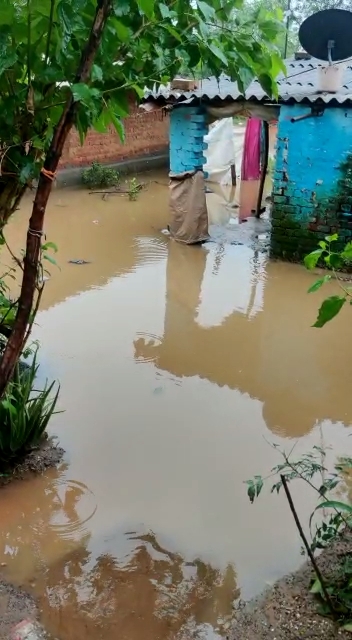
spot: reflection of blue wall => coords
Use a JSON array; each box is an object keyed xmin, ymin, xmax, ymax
[
  {"xmin": 272, "ymin": 104, "xmax": 352, "ymax": 259},
  {"xmin": 169, "ymin": 107, "xmax": 208, "ymax": 175}
]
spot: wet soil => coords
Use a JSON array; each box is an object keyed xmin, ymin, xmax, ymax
[
  {"xmin": 0, "ymin": 579, "xmax": 37, "ymax": 639},
  {"xmin": 0, "ymin": 437, "xmax": 64, "ymax": 488},
  {"xmin": 232, "ymin": 533, "xmax": 352, "ymax": 640}
]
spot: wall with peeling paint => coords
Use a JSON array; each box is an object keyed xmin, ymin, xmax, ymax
[{"xmin": 271, "ymin": 104, "xmax": 352, "ymax": 261}]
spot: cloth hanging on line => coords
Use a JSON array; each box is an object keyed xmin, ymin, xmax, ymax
[{"xmin": 241, "ymin": 118, "xmax": 262, "ymax": 181}]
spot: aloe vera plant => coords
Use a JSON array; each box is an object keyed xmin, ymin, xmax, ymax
[{"xmin": 0, "ymin": 349, "xmax": 60, "ymax": 462}]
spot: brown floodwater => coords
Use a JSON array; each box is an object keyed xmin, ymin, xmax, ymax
[{"xmin": 1, "ymin": 171, "xmax": 352, "ymax": 639}]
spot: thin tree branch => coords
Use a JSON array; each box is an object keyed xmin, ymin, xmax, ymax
[
  {"xmin": 281, "ymin": 452, "xmax": 351, "ymax": 532},
  {"xmin": 281, "ymin": 475, "xmax": 336, "ymax": 619}
]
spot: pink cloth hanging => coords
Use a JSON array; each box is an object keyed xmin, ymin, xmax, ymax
[{"xmin": 241, "ymin": 118, "xmax": 261, "ymax": 181}]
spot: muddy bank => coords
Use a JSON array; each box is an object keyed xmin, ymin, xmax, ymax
[
  {"xmin": 0, "ymin": 579, "xmax": 38, "ymax": 640},
  {"xmin": 0, "ymin": 437, "xmax": 64, "ymax": 488},
  {"xmin": 232, "ymin": 532, "xmax": 352, "ymax": 640},
  {"xmin": 0, "ymin": 438, "xmax": 64, "ymax": 638}
]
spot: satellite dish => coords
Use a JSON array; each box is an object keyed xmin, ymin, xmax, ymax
[{"xmin": 299, "ymin": 9, "xmax": 352, "ymax": 63}]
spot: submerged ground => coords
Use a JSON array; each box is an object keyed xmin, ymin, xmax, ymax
[{"xmin": 0, "ymin": 171, "xmax": 352, "ymax": 639}]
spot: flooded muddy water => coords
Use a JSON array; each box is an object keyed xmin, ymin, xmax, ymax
[{"xmin": 1, "ymin": 171, "xmax": 352, "ymax": 639}]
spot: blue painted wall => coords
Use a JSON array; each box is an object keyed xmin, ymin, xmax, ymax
[
  {"xmin": 272, "ymin": 103, "xmax": 352, "ymax": 259},
  {"xmin": 169, "ymin": 106, "xmax": 208, "ymax": 175}
]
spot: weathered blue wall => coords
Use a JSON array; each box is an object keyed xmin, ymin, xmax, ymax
[
  {"xmin": 271, "ymin": 103, "xmax": 352, "ymax": 260},
  {"xmin": 169, "ymin": 106, "xmax": 208, "ymax": 175}
]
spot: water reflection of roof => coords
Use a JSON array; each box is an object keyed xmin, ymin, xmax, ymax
[{"xmin": 134, "ymin": 242, "xmax": 352, "ymax": 438}]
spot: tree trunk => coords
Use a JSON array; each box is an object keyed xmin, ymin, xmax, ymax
[{"xmin": 0, "ymin": 0, "xmax": 113, "ymax": 397}]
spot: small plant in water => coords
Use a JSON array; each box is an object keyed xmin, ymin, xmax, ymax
[
  {"xmin": 0, "ymin": 347, "xmax": 60, "ymax": 463},
  {"xmin": 127, "ymin": 177, "xmax": 140, "ymax": 201},
  {"xmin": 246, "ymin": 445, "xmax": 352, "ymax": 629},
  {"xmin": 82, "ymin": 162, "xmax": 120, "ymax": 190}
]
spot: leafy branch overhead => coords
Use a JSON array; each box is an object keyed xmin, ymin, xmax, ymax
[{"xmin": 0, "ymin": 0, "xmax": 284, "ymax": 202}]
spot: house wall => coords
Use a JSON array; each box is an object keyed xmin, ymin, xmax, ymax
[
  {"xmin": 59, "ymin": 102, "xmax": 169, "ymax": 169},
  {"xmin": 271, "ymin": 103, "xmax": 352, "ymax": 260},
  {"xmin": 169, "ymin": 106, "xmax": 208, "ymax": 175}
]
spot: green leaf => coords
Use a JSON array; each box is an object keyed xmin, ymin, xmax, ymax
[
  {"xmin": 159, "ymin": 3, "xmax": 171, "ymax": 18},
  {"xmin": 93, "ymin": 108, "xmax": 110, "ymax": 133},
  {"xmin": 197, "ymin": 0, "xmax": 215, "ymax": 21},
  {"xmin": 315, "ymin": 499, "xmax": 352, "ymax": 514},
  {"xmin": 270, "ymin": 52, "xmax": 286, "ymax": 77},
  {"xmin": 247, "ymin": 481, "xmax": 256, "ymax": 504},
  {"xmin": 131, "ymin": 84, "xmax": 145, "ymax": 99},
  {"xmin": 42, "ymin": 242, "xmax": 58, "ymax": 253},
  {"xmin": 91, "ymin": 65, "xmax": 103, "ymax": 82},
  {"xmin": 310, "ymin": 578, "xmax": 323, "ymax": 595},
  {"xmin": 260, "ymin": 19, "xmax": 280, "ymax": 41},
  {"xmin": 318, "ymin": 241, "xmax": 327, "ymax": 250},
  {"xmin": 109, "ymin": 94, "xmax": 129, "ymax": 118},
  {"xmin": 108, "ymin": 110, "xmax": 125, "ymax": 142},
  {"xmin": 0, "ymin": 4, "xmax": 16, "ymax": 26},
  {"xmin": 326, "ymin": 252, "xmax": 343, "ymax": 269},
  {"xmin": 313, "ymin": 296, "xmax": 346, "ymax": 328},
  {"xmin": 342, "ymin": 622, "xmax": 352, "ymax": 632},
  {"xmin": 0, "ymin": 51, "xmax": 18, "ymax": 78},
  {"xmin": 257, "ymin": 73, "xmax": 276, "ymax": 98},
  {"xmin": 161, "ymin": 23, "xmax": 182, "ymax": 42},
  {"xmin": 342, "ymin": 241, "xmax": 352, "ymax": 261},
  {"xmin": 245, "ymin": 476, "xmax": 263, "ymax": 503},
  {"xmin": 137, "ymin": 0, "xmax": 155, "ymax": 18},
  {"xmin": 304, "ymin": 249, "xmax": 323, "ymax": 270},
  {"xmin": 209, "ymin": 43, "xmax": 228, "ymax": 66},
  {"xmin": 307, "ymin": 275, "xmax": 331, "ymax": 293},
  {"xmin": 325, "ymin": 233, "xmax": 338, "ymax": 243},
  {"xmin": 43, "ymin": 254, "xmax": 58, "ymax": 267},
  {"xmin": 71, "ymin": 83, "xmax": 101, "ymax": 104},
  {"xmin": 19, "ymin": 161, "xmax": 36, "ymax": 185},
  {"xmin": 110, "ymin": 18, "xmax": 131, "ymax": 42}
]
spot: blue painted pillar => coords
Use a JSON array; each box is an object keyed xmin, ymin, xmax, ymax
[
  {"xmin": 271, "ymin": 104, "xmax": 352, "ymax": 261},
  {"xmin": 169, "ymin": 106, "xmax": 208, "ymax": 175}
]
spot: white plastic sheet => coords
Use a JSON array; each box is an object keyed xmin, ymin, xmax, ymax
[
  {"xmin": 204, "ymin": 120, "xmax": 277, "ymax": 188},
  {"xmin": 203, "ymin": 119, "xmax": 245, "ymax": 186}
]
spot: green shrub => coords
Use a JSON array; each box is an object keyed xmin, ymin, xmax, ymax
[
  {"xmin": 82, "ymin": 162, "xmax": 120, "ymax": 190},
  {"xmin": 0, "ymin": 350, "xmax": 60, "ymax": 463}
]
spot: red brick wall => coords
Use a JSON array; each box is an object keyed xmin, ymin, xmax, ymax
[{"xmin": 59, "ymin": 102, "xmax": 169, "ymax": 168}]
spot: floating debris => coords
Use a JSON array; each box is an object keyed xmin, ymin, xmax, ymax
[
  {"xmin": 68, "ymin": 260, "xmax": 91, "ymax": 265},
  {"xmin": 153, "ymin": 386, "xmax": 164, "ymax": 395},
  {"xmin": 11, "ymin": 620, "xmax": 47, "ymax": 640}
]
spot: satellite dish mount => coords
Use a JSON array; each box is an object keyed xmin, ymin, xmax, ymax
[
  {"xmin": 298, "ymin": 9, "xmax": 352, "ymax": 92},
  {"xmin": 327, "ymin": 39, "xmax": 334, "ymax": 65}
]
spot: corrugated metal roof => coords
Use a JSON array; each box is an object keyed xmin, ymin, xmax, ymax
[{"xmin": 143, "ymin": 56, "xmax": 352, "ymax": 105}]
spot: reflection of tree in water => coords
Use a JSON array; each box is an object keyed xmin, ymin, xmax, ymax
[{"xmin": 35, "ymin": 531, "xmax": 239, "ymax": 640}]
